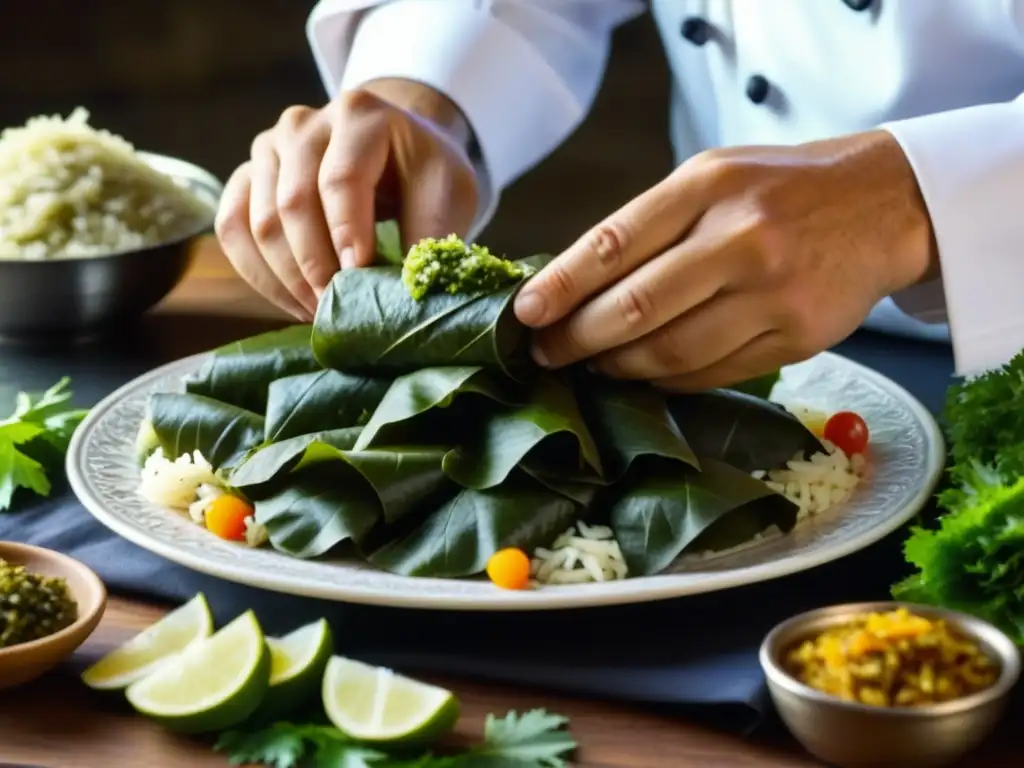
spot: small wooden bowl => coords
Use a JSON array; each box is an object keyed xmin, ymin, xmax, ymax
[{"xmin": 0, "ymin": 541, "xmax": 107, "ymax": 689}]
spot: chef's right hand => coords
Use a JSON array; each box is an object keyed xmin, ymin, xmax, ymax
[{"xmin": 215, "ymin": 79, "xmax": 480, "ymax": 321}]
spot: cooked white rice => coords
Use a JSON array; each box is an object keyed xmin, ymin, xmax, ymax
[
  {"xmin": 139, "ymin": 448, "xmax": 218, "ymax": 509},
  {"xmin": 0, "ymin": 108, "xmax": 212, "ymax": 260},
  {"xmin": 530, "ymin": 521, "xmax": 629, "ymax": 586},
  {"xmin": 754, "ymin": 439, "xmax": 865, "ymax": 520},
  {"xmin": 138, "ymin": 448, "xmax": 267, "ymax": 548}
]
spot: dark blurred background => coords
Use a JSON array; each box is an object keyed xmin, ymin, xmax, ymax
[{"xmin": 0, "ymin": 1, "xmax": 674, "ymax": 258}]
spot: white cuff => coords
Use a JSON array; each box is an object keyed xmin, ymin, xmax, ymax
[{"xmin": 883, "ymin": 98, "xmax": 1024, "ymax": 376}]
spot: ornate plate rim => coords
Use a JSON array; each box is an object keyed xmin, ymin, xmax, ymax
[{"xmin": 66, "ymin": 351, "xmax": 945, "ymax": 611}]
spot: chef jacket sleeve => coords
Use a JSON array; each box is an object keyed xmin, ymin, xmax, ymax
[
  {"xmin": 882, "ymin": 94, "xmax": 1024, "ymax": 375},
  {"xmin": 306, "ymin": 0, "xmax": 644, "ymax": 238}
]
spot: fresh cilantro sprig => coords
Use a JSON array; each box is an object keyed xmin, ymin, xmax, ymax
[
  {"xmin": 0, "ymin": 377, "xmax": 89, "ymax": 511},
  {"xmin": 214, "ymin": 709, "xmax": 576, "ymax": 768}
]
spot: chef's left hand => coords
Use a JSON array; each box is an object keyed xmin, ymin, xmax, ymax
[{"xmin": 513, "ymin": 130, "xmax": 938, "ymax": 391}]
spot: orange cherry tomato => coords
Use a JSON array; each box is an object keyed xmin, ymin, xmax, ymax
[
  {"xmin": 486, "ymin": 548, "xmax": 531, "ymax": 591},
  {"xmin": 205, "ymin": 494, "xmax": 253, "ymax": 542},
  {"xmin": 823, "ymin": 411, "xmax": 870, "ymax": 457}
]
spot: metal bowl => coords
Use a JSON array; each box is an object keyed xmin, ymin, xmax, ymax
[
  {"xmin": 0, "ymin": 151, "xmax": 222, "ymax": 340},
  {"xmin": 760, "ymin": 601, "xmax": 1021, "ymax": 768}
]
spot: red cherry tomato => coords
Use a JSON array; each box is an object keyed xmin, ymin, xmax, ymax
[{"xmin": 823, "ymin": 411, "xmax": 869, "ymax": 456}]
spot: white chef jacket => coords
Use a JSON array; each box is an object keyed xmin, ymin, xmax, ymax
[{"xmin": 305, "ymin": 0, "xmax": 1024, "ymax": 375}]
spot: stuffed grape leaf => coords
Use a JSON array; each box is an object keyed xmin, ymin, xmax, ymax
[
  {"xmin": 145, "ymin": 248, "xmax": 831, "ymax": 578},
  {"xmin": 264, "ymin": 370, "xmax": 391, "ymax": 442},
  {"xmin": 234, "ymin": 432, "xmax": 449, "ymax": 528},
  {"xmin": 609, "ymin": 457, "xmax": 797, "ymax": 576},
  {"xmin": 442, "ymin": 373, "xmax": 602, "ymax": 490},
  {"xmin": 145, "ymin": 392, "xmax": 264, "ymax": 471},
  {"xmin": 667, "ymin": 389, "xmax": 823, "ymax": 473},
  {"xmin": 368, "ymin": 470, "xmax": 578, "ymax": 578},
  {"xmin": 311, "ymin": 258, "xmax": 548, "ymax": 378},
  {"xmin": 186, "ymin": 325, "xmax": 320, "ymax": 413},
  {"xmin": 354, "ymin": 366, "xmax": 513, "ymax": 450}
]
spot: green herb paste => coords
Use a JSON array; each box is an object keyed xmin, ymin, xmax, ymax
[{"xmin": 401, "ymin": 234, "xmax": 533, "ymax": 301}]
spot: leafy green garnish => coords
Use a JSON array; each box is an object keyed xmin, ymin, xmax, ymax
[
  {"xmin": 891, "ymin": 350, "xmax": 1024, "ymax": 642},
  {"xmin": 942, "ymin": 350, "xmax": 1024, "ymax": 491},
  {"xmin": 893, "ymin": 470, "xmax": 1024, "ymax": 644},
  {"xmin": 215, "ymin": 709, "xmax": 577, "ymax": 768},
  {"xmin": 0, "ymin": 377, "xmax": 88, "ymax": 511}
]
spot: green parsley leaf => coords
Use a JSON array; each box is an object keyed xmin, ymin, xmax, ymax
[
  {"xmin": 7, "ymin": 376, "xmax": 90, "ymax": 454},
  {"xmin": 0, "ymin": 438, "xmax": 50, "ymax": 510},
  {"xmin": 458, "ymin": 710, "xmax": 576, "ymax": 768},
  {"xmin": 215, "ymin": 722, "xmax": 310, "ymax": 768},
  {"xmin": 0, "ymin": 377, "xmax": 89, "ymax": 512},
  {"xmin": 310, "ymin": 741, "xmax": 388, "ymax": 768},
  {"xmin": 216, "ymin": 722, "xmax": 382, "ymax": 768},
  {"xmin": 215, "ymin": 709, "xmax": 575, "ymax": 768}
]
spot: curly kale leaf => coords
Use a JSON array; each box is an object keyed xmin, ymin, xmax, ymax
[
  {"xmin": 892, "ymin": 474, "xmax": 1024, "ymax": 644},
  {"xmin": 943, "ymin": 351, "xmax": 1024, "ymax": 490}
]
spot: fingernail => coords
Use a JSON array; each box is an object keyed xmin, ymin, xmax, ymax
[
  {"xmin": 340, "ymin": 247, "xmax": 355, "ymax": 269},
  {"xmin": 531, "ymin": 343, "xmax": 550, "ymax": 368},
  {"xmin": 515, "ymin": 290, "xmax": 546, "ymax": 325}
]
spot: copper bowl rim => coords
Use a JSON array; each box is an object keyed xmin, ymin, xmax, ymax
[
  {"xmin": 0, "ymin": 541, "xmax": 107, "ymax": 659},
  {"xmin": 759, "ymin": 601, "xmax": 1022, "ymax": 718}
]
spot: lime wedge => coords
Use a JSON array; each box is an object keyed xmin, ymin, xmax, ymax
[
  {"xmin": 81, "ymin": 593, "xmax": 213, "ymax": 690},
  {"xmin": 250, "ymin": 618, "xmax": 333, "ymax": 722},
  {"xmin": 322, "ymin": 656, "xmax": 459, "ymax": 744},
  {"xmin": 126, "ymin": 610, "xmax": 270, "ymax": 734}
]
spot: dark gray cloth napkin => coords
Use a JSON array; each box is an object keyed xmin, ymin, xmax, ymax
[{"xmin": 0, "ymin": 323, "xmax": 955, "ymax": 731}]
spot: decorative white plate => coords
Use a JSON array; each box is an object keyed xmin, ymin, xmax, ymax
[{"xmin": 66, "ymin": 351, "xmax": 944, "ymax": 611}]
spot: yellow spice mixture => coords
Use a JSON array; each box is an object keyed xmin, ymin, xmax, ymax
[{"xmin": 783, "ymin": 608, "xmax": 999, "ymax": 707}]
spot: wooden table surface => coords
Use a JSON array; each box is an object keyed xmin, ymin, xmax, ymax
[{"xmin": 0, "ymin": 238, "xmax": 1018, "ymax": 768}]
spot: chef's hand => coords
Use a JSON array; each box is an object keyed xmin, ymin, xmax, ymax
[
  {"xmin": 215, "ymin": 79, "xmax": 479, "ymax": 320},
  {"xmin": 514, "ymin": 130, "xmax": 938, "ymax": 391}
]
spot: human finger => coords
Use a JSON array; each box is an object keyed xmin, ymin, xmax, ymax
[
  {"xmin": 274, "ymin": 107, "xmax": 337, "ymax": 295},
  {"xmin": 249, "ymin": 133, "xmax": 319, "ymax": 315},
  {"xmin": 319, "ymin": 92, "xmax": 392, "ymax": 269},
  {"xmin": 513, "ymin": 177, "xmax": 705, "ymax": 329},
  {"xmin": 215, "ymin": 162, "xmax": 312, "ymax": 320},
  {"xmin": 400, "ymin": 153, "xmax": 478, "ymax": 246},
  {"xmin": 649, "ymin": 330, "xmax": 792, "ymax": 393},
  {"xmin": 531, "ymin": 238, "xmax": 728, "ymax": 369},
  {"xmin": 590, "ymin": 291, "xmax": 779, "ymax": 381}
]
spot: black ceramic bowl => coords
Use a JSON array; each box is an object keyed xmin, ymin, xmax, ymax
[{"xmin": 0, "ymin": 151, "xmax": 223, "ymax": 340}]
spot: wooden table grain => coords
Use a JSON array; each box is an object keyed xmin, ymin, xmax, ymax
[{"xmin": 0, "ymin": 238, "xmax": 1018, "ymax": 767}]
